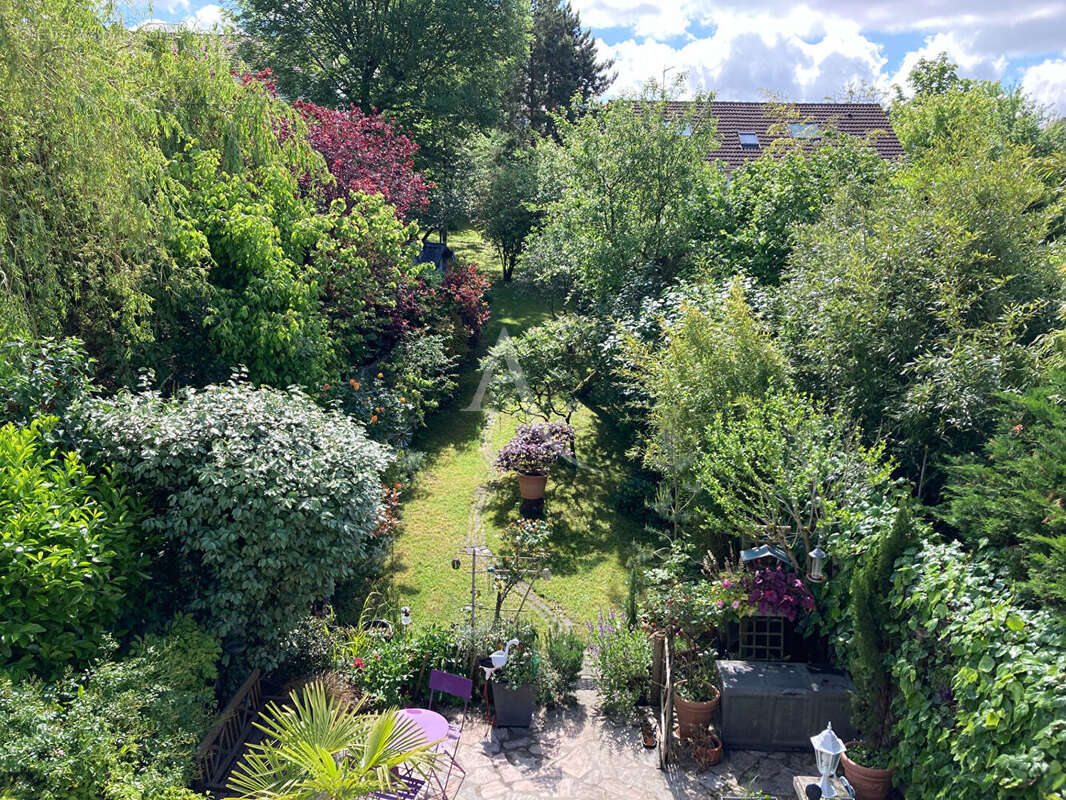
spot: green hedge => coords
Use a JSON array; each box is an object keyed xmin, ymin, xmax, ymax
[
  {"xmin": 0, "ymin": 419, "xmax": 142, "ymax": 677},
  {"xmin": 0, "ymin": 614, "xmax": 219, "ymax": 800},
  {"xmin": 888, "ymin": 541, "xmax": 1066, "ymax": 800}
]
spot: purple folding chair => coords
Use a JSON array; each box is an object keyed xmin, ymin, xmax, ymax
[
  {"xmin": 370, "ymin": 773, "xmax": 426, "ymax": 800},
  {"xmin": 426, "ymin": 670, "xmax": 473, "ymax": 799}
]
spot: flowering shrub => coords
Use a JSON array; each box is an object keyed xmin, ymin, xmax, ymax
[
  {"xmin": 587, "ymin": 610, "xmax": 651, "ymax": 716},
  {"xmin": 641, "ymin": 573, "xmax": 752, "ymax": 640},
  {"xmin": 742, "ymin": 566, "xmax": 815, "ymax": 621},
  {"xmin": 495, "ymin": 421, "xmax": 575, "ymax": 476}
]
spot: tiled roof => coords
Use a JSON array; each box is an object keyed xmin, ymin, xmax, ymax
[{"xmin": 660, "ymin": 101, "xmax": 903, "ymax": 172}]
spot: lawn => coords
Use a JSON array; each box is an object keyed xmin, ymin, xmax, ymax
[{"xmin": 389, "ymin": 228, "xmax": 651, "ymax": 632}]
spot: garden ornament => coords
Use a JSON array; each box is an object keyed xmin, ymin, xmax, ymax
[{"xmin": 810, "ymin": 722, "xmax": 846, "ymax": 799}]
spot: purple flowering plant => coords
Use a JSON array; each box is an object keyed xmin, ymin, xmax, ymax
[
  {"xmin": 495, "ymin": 421, "xmax": 575, "ymax": 476},
  {"xmin": 741, "ymin": 565, "xmax": 815, "ymax": 621}
]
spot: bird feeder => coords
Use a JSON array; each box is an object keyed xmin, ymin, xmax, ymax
[{"xmin": 807, "ymin": 547, "xmax": 828, "ymax": 583}]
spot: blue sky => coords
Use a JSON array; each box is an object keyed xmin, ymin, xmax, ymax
[{"xmin": 132, "ymin": 0, "xmax": 1066, "ymax": 114}]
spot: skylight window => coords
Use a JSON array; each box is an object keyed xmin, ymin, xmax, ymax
[
  {"xmin": 738, "ymin": 132, "xmax": 760, "ymax": 149},
  {"xmin": 789, "ymin": 122, "xmax": 820, "ymax": 139}
]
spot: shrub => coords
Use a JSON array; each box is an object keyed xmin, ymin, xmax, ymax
[
  {"xmin": 0, "ymin": 336, "xmax": 93, "ymax": 426},
  {"xmin": 544, "ymin": 626, "xmax": 585, "ymax": 694},
  {"xmin": 939, "ymin": 369, "xmax": 1066, "ymax": 608},
  {"xmin": 586, "ymin": 610, "xmax": 651, "ymax": 717},
  {"xmin": 75, "ymin": 381, "xmax": 391, "ymax": 670},
  {"xmin": 328, "ymin": 332, "xmax": 458, "ymax": 445},
  {"xmin": 172, "ymin": 151, "xmax": 336, "ymax": 390},
  {"xmin": 482, "ymin": 314, "xmax": 599, "ymax": 424},
  {"xmin": 0, "ymin": 419, "xmax": 142, "ymax": 677},
  {"xmin": 495, "ymin": 422, "xmax": 575, "ymax": 476},
  {"xmin": 0, "ymin": 614, "xmax": 219, "ymax": 800},
  {"xmin": 441, "ymin": 262, "xmax": 491, "ymax": 341},
  {"xmin": 888, "ymin": 541, "xmax": 1066, "ymax": 800}
]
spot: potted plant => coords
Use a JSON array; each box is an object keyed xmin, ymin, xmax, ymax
[
  {"xmin": 491, "ymin": 644, "xmax": 539, "ymax": 727},
  {"xmin": 673, "ymin": 651, "xmax": 721, "ymax": 739},
  {"xmin": 840, "ymin": 509, "xmax": 915, "ymax": 799},
  {"xmin": 495, "ymin": 422, "xmax": 574, "ymax": 500},
  {"xmin": 690, "ymin": 726, "xmax": 723, "ymax": 768}
]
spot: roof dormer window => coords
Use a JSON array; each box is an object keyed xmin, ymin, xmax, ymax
[{"xmin": 738, "ymin": 132, "xmax": 760, "ymax": 149}]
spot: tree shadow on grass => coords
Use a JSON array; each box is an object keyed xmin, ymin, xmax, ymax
[{"xmin": 484, "ymin": 411, "xmax": 657, "ymax": 580}]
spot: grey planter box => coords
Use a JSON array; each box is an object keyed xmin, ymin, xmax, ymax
[
  {"xmin": 491, "ymin": 682, "xmax": 535, "ymax": 728},
  {"xmin": 718, "ymin": 660, "xmax": 856, "ymax": 750}
]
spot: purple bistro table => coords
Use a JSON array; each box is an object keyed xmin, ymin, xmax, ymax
[{"xmin": 400, "ymin": 707, "xmax": 449, "ymax": 747}]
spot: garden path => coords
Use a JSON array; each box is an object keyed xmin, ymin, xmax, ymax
[
  {"xmin": 466, "ymin": 408, "xmax": 575, "ymax": 632},
  {"xmin": 446, "ymin": 662, "xmax": 809, "ymax": 800}
]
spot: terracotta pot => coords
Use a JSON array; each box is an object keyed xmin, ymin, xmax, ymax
[
  {"xmin": 673, "ymin": 682, "xmax": 720, "ymax": 739},
  {"xmin": 841, "ymin": 743, "xmax": 895, "ymax": 800},
  {"xmin": 692, "ymin": 732, "xmax": 723, "ymax": 768},
  {"xmin": 517, "ymin": 472, "xmax": 547, "ymax": 500}
]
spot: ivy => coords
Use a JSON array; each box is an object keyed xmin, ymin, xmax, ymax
[{"xmin": 887, "ymin": 541, "xmax": 1066, "ymax": 800}]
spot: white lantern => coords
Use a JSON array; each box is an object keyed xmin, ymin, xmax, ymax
[
  {"xmin": 808, "ymin": 547, "xmax": 828, "ymax": 582},
  {"xmin": 810, "ymin": 722, "xmax": 846, "ymax": 798}
]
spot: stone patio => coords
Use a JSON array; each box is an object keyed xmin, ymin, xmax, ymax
[{"xmin": 445, "ymin": 670, "xmax": 811, "ymax": 800}]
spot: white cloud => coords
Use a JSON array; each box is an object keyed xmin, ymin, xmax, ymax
[
  {"xmin": 600, "ymin": 7, "xmax": 885, "ymax": 101},
  {"xmin": 576, "ymin": 0, "xmax": 701, "ymax": 39},
  {"xmin": 580, "ymin": 0, "xmax": 1066, "ymax": 102},
  {"xmin": 1022, "ymin": 58, "xmax": 1066, "ymax": 116},
  {"xmin": 182, "ymin": 4, "xmax": 227, "ymax": 31}
]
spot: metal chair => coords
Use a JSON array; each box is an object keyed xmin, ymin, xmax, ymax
[
  {"xmin": 426, "ymin": 670, "xmax": 473, "ymax": 799},
  {"xmin": 370, "ymin": 772, "xmax": 426, "ymax": 800}
]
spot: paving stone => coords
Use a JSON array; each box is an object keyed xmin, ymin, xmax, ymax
[{"xmin": 452, "ymin": 682, "xmax": 809, "ymax": 799}]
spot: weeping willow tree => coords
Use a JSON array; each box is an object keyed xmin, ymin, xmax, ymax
[
  {"xmin": 0, "ymin": 0, "xmax": 164, "ymax": 375},
  {"xmin": 0, "ymin": 0, "xmax": 326, "ymax": 386}
]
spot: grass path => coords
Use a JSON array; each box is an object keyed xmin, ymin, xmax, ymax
[{"xmin": 389, "ymin": 230, "xmax": 652, "ymax": 631}]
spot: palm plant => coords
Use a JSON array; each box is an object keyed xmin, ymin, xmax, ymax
[{"xmin": 227, "ymin": 681, "xmax": 440, "ymax": 800}]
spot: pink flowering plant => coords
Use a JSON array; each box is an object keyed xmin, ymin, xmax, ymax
[
  {"xmin": 642, "ymin": 573, "xmax": 752, "ymax": 640},
  {"xmin": 741, "ymin": 566, "xmax": 816, "ymax": 621}
]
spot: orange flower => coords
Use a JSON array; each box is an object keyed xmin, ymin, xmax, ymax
[
  {"xmin": 370, "ymin": 414, "xmax": 378, "ymax": 423},
  {"xmin": 377, "ymin": 372, "xmax": 383, "ymax": 378},
  {"xmin": 399, "ymin": 397, "xmax": 405, "ymax": 403},
  {"xmin": 349, "ymin": 378, "xmax": 359, "ymax": 389},
  {"xmin": 322, "ymin": 383, "xmax": 330, "ymax": 391}
]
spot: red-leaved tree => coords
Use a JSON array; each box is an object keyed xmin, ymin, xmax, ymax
[
  {"xmin": 240, "ymin": 70, "xmax": 430, "ymax": 218},
  {"xmin": 294, "ymin": 100, "xmax": 431, "ymax": 218}
]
